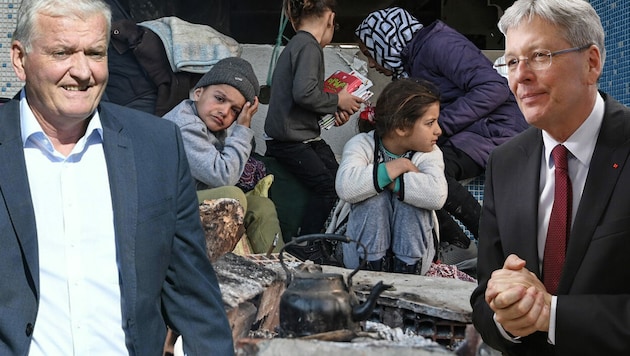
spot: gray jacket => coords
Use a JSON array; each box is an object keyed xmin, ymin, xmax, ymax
[
  {"xmin": 264, "ymin": 31, "xmax": 338, "ymax": 142},
  {"xmin": 164, "ymin": 99, "xmax": 254, "ymax": 189}
]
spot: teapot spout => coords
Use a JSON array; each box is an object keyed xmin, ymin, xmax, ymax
[{"xmin": 352, "ymin": 281, "xmax": 392, "ymax": 321}]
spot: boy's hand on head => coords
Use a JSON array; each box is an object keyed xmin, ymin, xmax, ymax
[
  {"xmin": 337, "ymin": 89, "xmax": 363, "ymax": 115},
  {"xmin": 236, "ymin": 97, "xmax": 260, "ymax": 128}
]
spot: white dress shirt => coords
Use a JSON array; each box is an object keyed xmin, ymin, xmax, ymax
[{"xmin": 20, "ymin": 94, "xmax": 127, "ymax": 355}]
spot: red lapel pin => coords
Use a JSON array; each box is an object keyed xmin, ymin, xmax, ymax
[{"xmin": 613, "ymin": 163, "xmax": 619, "ymax": 169}]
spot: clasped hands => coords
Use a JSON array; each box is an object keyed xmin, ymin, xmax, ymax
[{"xmin": 485, "ymin": 254, "xmax": 552, "ymax": 337}]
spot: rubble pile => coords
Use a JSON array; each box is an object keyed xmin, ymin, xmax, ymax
[{"xmin": 207, "ymin": 253, "xmax": 479, "ymax": 355}]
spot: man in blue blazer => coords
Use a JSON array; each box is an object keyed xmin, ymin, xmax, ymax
[
  {"xmin": 0, "ymin": 0, "xmax": 233, "ymax": 354},
  {"xmin": 471, "ymin": 0, "xmax": 630, "ymax": 355}
]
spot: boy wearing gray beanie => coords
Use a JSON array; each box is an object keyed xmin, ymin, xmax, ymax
[
  {"xmin": 193, "ymin": 56, "xmax": 259, "ymax": 104},
  {"xmin": 164, "ymin": 56, "xmax": 284, "ymax": 254}
]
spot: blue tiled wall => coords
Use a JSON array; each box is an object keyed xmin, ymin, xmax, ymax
[
  {"xmin": 592, "ymin": 0, "xmax": 630, "ymax": 106},
  {"xmin": 0, "ymin": 2, "xmax": 21, "ymax": 98}
]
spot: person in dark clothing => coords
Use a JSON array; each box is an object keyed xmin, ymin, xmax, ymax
[
  {"xmin": 355, "ymin": 7, "xmax": 528, "ymax": 270},
  {"xmin": 264, "ymin": 0, "xmax": 363, "ymax": 264},
  {"xmin": 471, "ymin": 0, "xmax": 630, "ymax": 354}
]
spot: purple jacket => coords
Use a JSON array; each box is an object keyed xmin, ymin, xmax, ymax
[{"xmin": 401, "ymin": 20, "xmax": 527, "ymax": 168}]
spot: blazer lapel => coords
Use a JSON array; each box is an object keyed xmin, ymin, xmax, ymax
[
  {"xmin": 99, "ymin": 106, "xmax": 139, "ymax": 311},
  {"xmin": 0, "ymin": 101, "xmax": 40, "ymax": 289},
  {"xmin": 515, "ymin": 130, "xmax": 545, "ymax": 274},
  {"xmin": 560, "ymin": 96, "xmax": 630, "ymax": 292}
]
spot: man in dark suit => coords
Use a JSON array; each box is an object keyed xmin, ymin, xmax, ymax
[
  {"xmin": 470, "ymin": 0, "xmax": 630, "ymax": 354},
  {"xmin": 0, "ymin": 0, "xmax": 233, "ymax": 354}
]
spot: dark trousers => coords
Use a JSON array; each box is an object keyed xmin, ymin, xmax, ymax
[
  {"xmin": 438, "ymin": 146, "xmax": 483, "ymax": 242},
  {"xmin": 441, "ymin": 145, "xmax": 483, "ymax": 181},
  {"xmin": 266, "ymin": 139, "xmax": 338, "ymax": 236}
]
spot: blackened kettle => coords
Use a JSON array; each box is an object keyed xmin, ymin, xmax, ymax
[{"xmin": 278, "ymin": 234, "xmax": 392, "ymax": 337}]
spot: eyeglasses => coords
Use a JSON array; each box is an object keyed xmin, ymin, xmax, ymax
[{"xmin": 494, "ymin": 44, "xmax": 592, "ymax": 76}]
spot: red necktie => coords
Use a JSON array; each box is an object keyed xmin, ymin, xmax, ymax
[{"xmin": 543, "ymin": 144, "xmax": 572, "ymax": 294}]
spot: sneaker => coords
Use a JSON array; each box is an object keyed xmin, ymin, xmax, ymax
[
  {"xmin": 359, "ymin": 256, "xmax": 392, "ymax": 272},
  {"xmin": 392, "ymin": 257, "xmax": 419, "ymax": 274},
  {"xmin": 284, "ymin": 241, "xmax": 327, "ymax": 265},
  {"xmin": 438, "ymin": 240, "xmax": 477, "ymax": 273}
]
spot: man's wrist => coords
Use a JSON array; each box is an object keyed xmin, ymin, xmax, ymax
[{"xmin": 493, "ymin": 313, "xmax": 522, "ymax": 343}]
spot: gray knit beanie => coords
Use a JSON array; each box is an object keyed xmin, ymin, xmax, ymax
[{"xmin": 194, "ymin": 57, "xmax": 260, "ymax": 103}]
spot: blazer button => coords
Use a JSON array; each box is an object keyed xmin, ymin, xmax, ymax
[{"xmin": 25, "ymin": 323, "xmax": 34, "ymax": 337}]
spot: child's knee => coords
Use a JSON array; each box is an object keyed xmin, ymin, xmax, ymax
[{"xmin": 246, "ymin": 195, "xmax": 277, "ymax": 218}]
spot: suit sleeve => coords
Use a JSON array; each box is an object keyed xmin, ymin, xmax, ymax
[
  {"xmin": 471, "ymin": 123, "xmax": 630, "ymax": 355},
  {"xmin": 161, "ymin": 127, "xmax": 234, "ymax": 355},
  {"xmin": 470, "ymin": 150, "xmax": 511, "ymax": 352},
  {"xmin": 471, "ymin": 146, "xmax": 553, "ymax": 354}
]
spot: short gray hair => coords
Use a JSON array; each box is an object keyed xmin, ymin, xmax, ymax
[
  {"xmin": 13, "ymin": 0, "xmax": 112, "ymax": 53},
  {"xmin": 498, "ymin": 0, "xmax": 605, "ymax": 66}
]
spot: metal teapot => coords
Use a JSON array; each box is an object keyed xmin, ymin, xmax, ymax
[{"xmin": 278, "ymin": 234, "xmax": 392, "ymax": 337}]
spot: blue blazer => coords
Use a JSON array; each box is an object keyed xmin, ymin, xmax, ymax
[
  {"xmin": 0, "ymin": 100, "xmax": 234, "ymax": 355},
  {"xmin": 471, "ymin": 93, "xmax": 630, "ymax": 355}
]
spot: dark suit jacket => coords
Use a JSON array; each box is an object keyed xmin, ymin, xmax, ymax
[
  {"xmin": 0, "ymin": 100, "xmax": 233, "ymax": 355},
  {"xmin": 471, "ymin": 93, "xmax": 630, "ymax": 355}
]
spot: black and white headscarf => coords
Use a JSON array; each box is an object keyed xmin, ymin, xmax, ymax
[{"xmin": 355, "ymin": 7, "xmax": 423, "ymax": 78}]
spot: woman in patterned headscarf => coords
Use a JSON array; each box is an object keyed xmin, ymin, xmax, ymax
[
  {"xmin": 355, "ymin": 7, "xmax": 422, "ymax": 78},
  {"xmin": 355, "ymin": 8, "xmax": 528, "ymax": 271}
]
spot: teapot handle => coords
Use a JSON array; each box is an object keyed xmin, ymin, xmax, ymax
[{"xmin": 279, "ymin": 233, "xmax": 367, "ymax": 286}]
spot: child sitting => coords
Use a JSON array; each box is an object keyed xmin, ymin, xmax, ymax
[
  {"xmin": 164, "ymin": 56, "xmax": 283, "ymax": 254},
  {"xmin": 336, "ymin": 79, "xmax": 447, "ymax": 274}
]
